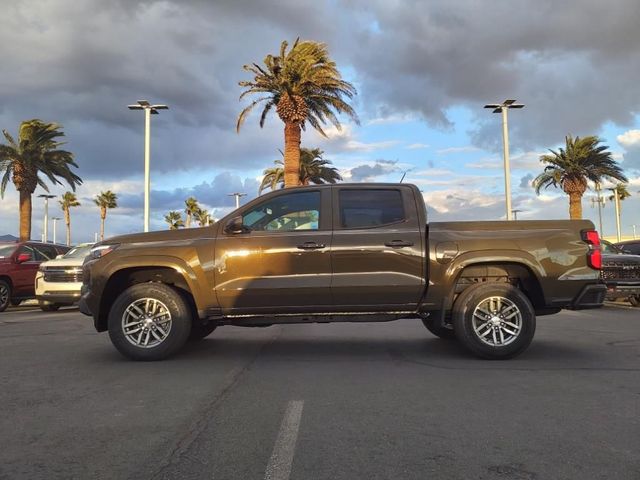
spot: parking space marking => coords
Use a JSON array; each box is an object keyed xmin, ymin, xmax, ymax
[{"xmin": 264, "ymin": 400, "xmax": 304, "ymax": 480}]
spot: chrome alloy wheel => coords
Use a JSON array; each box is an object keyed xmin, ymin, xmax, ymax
[
  {"xmin": 121, "ymin": 298, "xmax": 172, "ymax": 348},
  {"xmin": 471, "ymin": 296, "xmax": 522, "ymax": 347},
  {"xmin": 0, "ymin": 284, "xmax": 8, "ymax": 306}
]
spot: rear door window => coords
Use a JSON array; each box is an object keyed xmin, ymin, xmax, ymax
[{"xmin": 339, "ymin": 189, "xmax": 405, "ymax": 229}]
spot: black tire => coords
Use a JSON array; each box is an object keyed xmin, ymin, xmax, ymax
[
  {"xmin": 40, "ymin": 303, "xmax": 61, "ymax": 312},
  {"xmin": 108, "ymin": 283, "xmax": 192, "ymax": 361},
  {"xmin": 189, "ymin": 320, "xmax": 217, "ymax": 341},
  {"xmin": 452, "ymin": 283, "xmax": 536, "ymax": 359},
  {"xmin": 421, "ymin": 317, "xmax": 456, "ymax": 339},
  {"xmin": 629, "ymin": 295, "xmax": 640, "ymax": 307},
  {"xmin": 0, "ymin": 280, "xmax": 10, "ymax": 312}
]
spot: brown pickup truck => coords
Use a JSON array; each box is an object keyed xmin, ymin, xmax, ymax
[{"xmin": 79, "ymin": 183, "xmax": 606, "ymax": 361}]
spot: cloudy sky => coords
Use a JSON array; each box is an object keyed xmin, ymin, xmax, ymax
[{"xmin": 1, "ymin": 0, "xmax": 640, "ymax": 242}]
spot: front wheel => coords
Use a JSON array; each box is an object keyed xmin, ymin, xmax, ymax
[
  {"xmin": 108, "ymin": 283, "xmax": 193, "ymax": 361},
  {"xmin": 452, "ymin": 283, "xmax": 536, "ymax": 359},
  {"xmin": 40, "ymin": 303, "xmax": 61, "ymax": 312}
]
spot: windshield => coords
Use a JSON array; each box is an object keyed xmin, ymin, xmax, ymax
[
  {"xmin": 63, "ymin": 244, "xmax": 93, "ymax": 259},
  {"xmin": 0, "ymin": 244, "xmax": 17, "ymax": 258}
]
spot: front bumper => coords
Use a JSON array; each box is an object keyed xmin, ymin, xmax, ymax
[{"xmin": 604, "ymin": 282, "xmax": 640, "ymax": 300}]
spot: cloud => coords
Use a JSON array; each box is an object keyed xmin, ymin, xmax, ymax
[
  {"xmin": 436, "ymin": 146, "xmax": 481, "ymax": 155},
  {"xmin": 519, "ymin": 173, "xmax": 534, "ymax": 189},
  {"xmin": 405, "ymin": 143, "xmax": 429, "ymax": 150},
  {"xmin": 617, "ymin": 129, "xmax": 640, "ymax": 171},
  {"xmin": 346, "ymin": 160, "xmax": 400, "ymax": 182}
]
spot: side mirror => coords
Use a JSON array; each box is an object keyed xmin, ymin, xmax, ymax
[
  {"xmin": 16, "ymin": 253, "xmax": 32, "ymax": 263},
  {"xmin": 224, "ymin": 215, "xmax": 249, "ymax": 234}
]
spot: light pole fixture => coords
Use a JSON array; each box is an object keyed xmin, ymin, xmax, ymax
[
  {"xmin": 37, "ymin": 194, "xmax": 56, "ymax": 242},
  {"xmin": 228, "ymin": 192, "xmax": 247, "ymax": 209},
  {"xmin": 128, "ymin": 100, "xmax": 169, "ymax": 232},
  {"xmin": 484, "ymin": 99, "xmax": 524, "ymax": 221},
  {"xmin": 51, "ymin": 217, "xmax": 61, "ymax": 245},
  {"xmin": 511, "ymin": 209, "xmax": 523, "ymax": 220}
]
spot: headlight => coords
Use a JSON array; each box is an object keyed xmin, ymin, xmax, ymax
[{"xmin": 89, "ymin": 244, "xmax": 119, "ymax": 260}]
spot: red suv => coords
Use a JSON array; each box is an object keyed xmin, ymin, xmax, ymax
[{"xmin": 0, "ymin": 241, "xmax": 69, "ymax": 312}]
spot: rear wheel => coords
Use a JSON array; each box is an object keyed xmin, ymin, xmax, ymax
[
  {"xmin": 108, "ymin": 283, "xmax": 192, "ymax": 361},
  {"xmin": 421, "ymin": 317, "xmax": 456, "ymax": 339},
  {"xmin": 0, "ymin": 280, "xmax": 10, "ymax": 312},
  {"xmin": 453, "ymin": 283, "xmax": 536, "ymax": 359}
]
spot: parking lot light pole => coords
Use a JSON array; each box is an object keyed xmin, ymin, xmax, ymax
[
  {"xmin": 228, "ymin": 192, "xmax": 247, "ymax": 209},
  {"xmin": 37, "ymin": 194, "xmax": 56, "ymax": 242},
  {"xmin": 51, "ymin": 217, "xmax": 61, "ymax": 244},
  {"xmin": 484, "ymin": 99, "xmax": 524, "ymax": 221},
  {"xmin": 127, "ymin": 100, "xmax": 169, "ymax": 232}
]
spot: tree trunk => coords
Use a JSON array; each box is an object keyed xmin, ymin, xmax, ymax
[
  {"xmin": 64, "ymin": 207, "xmax": 71, "ymax": 246},
  {"xmin": 568, "ymin": 192, "xmax": 583, "ymax": 219},
  {"xmin": 19, "ymin": 190, "xmax": 32, "ymax": 241},
  {"xmin": 283, "ymin": 122, "xmax": 301, "ymax": 188},
  {"xmin": 100, "ymin": 208, "xmax": 106, "ymax": 241},
  {"xmin": 186, "ymin": 214, "xmax": 191, "ymax": 229}
]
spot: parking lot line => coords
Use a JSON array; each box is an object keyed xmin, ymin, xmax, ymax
[{"xmin": 264, "ymin": 400, "xmax": 304, "ymax": 480}]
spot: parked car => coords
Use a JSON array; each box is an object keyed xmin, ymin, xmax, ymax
[
  {"xmin": 0, "ymin": 241, "xmax": 70, "ymax": 312},
  {"xmin": 601, "ymin": 240, "xmax": 640, "ymax": 306},
  {"xmin": 35, "ymin": 243, "xmax": 94, "ymax": 311},
  {"xmin": 613, "ymin": 239, "xmax": 640, "ymax": 256},
  {"xmin": 80, "ymin": 183, "xmax": 606, "ymax": 361}
]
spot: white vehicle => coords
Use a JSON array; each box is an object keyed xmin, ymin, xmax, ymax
[{"xmin": 35, "ymin": 243, "xmax": 94, "ymax": 312}]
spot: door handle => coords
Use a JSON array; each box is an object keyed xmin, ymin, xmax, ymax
[
  {"xmin": 384, "ymin": 240, "xmax": 414, "ymax": 248},
  {"xmin": 296, "ymin": 242, "xmax": 326, "ymax": 250}
]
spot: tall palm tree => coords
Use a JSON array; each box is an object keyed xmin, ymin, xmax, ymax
[
  {"xmin": 164, "ymin": 211, "xmax": 184, "ymax": 230},
  {"xmin": 94, "ymin": 190, "xmax": 117, "ymax": 241},
  {"xmin": 259, "ymin": 147, "xmax": 342, "ymax": 193},
  {"xmin": 607, "ymin": 183, "xmax": 631, "ymax": 203},
  {"xmin": 184, "ymin": 197, "xmax": 199, "ymax": 228},
  {"xmin": 237, "ymin": 39, "xmax": 358, "ymax": 188},
  {"xmin": 193, "ymin": 207, "xmax": 211, "ymax": 227},
  {"xmin": 0, "ymin": 119, "xmax": 82, "ymax": 240},
  {"xmin": 532, "ymin": 135, "xmax": 627, "ymax": 219},
  {"xmin": 59, "ymin": 191, "xmax": 80, "ymax": 246}
]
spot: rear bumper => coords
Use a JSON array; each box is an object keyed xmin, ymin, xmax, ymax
[
  {"xmin": 569, "ymin": 283, "xmax": 607, "ymax": 309},
  {"xmin": 36, "ymin": 292, "xmax": 80, "ymax": 305}
]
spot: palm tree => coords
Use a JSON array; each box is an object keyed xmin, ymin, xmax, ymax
[
  {"xmin": 532, "ymin": 135, "xmax": 627, "ymax": 219},
  {"xmin": 607, "ymin": 183, "xmax": 631, "ymax": 203},
  {"xmin": 0, "ymin": 119, "xmax": 82, "ymax": 241},
  {"xmin": 259, "ymin": 147, "xmax": 342, "ymax": 193},
  {"xmin": 193, "ymin": 207, "xmax": 211, "ymax": 227},
  {"xmin": 164, "ymin": 211, "xmax": 184, "ymax": 230},
  {"xmin": 94, "ymin": 190, "xmax": 117, "ymax": 241},
  {"xmin": 59, "ymin": 191, "xmax": 80, "ymax": 246},
  {"xmin": 237, "ymin": 39, "xmax": 358, "ymax": 188},
  {"xmin": 184, "ymin": 197, "xmax": 199, "ymax": 228}
]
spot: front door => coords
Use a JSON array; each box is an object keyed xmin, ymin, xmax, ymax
[
  {"xmin": 214, "ymin": 189, "xmax": 332, "ymax": 315},
  {"xmin": 330, "ymin": 186, "xmax": 424, "ymax": 310}
]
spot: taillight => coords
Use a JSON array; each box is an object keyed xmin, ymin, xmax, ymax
[{"xmin": 582, "ymin": 229, "xmax": 601, "ymax": 270}]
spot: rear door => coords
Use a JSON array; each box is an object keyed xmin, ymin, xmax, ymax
[{"xmin": 330, "ymin": 186, "xmax": 424, "ymax": 310}]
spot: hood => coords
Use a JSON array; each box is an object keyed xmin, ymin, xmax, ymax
[
  {"xmin": 103, "ymin": 226, "xmax": 216, "ymax": 245},
  {"xmin": 40, "ymin": 257, "xmax": 86, "ymax": 268}
]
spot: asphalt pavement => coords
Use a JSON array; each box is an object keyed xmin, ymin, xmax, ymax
[{"xmin": 0, "ymin": 304, "xmax": 638, "ymax": 480}]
